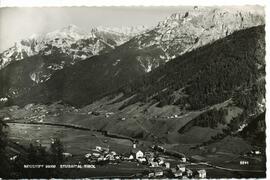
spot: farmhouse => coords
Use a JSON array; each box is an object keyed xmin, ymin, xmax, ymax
[
  {"xmin": 181, "ymin": 157, "xmax": 187, "ymax": 162},
  {"xmin": 148, "ymin": 172, "xmax": 155, "ymax": 178},
  {"xmin": 62, "ymin": 152, "xmax": 72, "ymax": 158},
  {"xmin": 85, "ymin": 153, "xmax": 91, "ymax": 158},
  {"xmin": 197, "ymin": 169, "xmax": 206, "ymax": 178},
  {"xmin": 186, "ymin": 168, "xmax": 193, "ymax": 177},
  {"xmin": 154, "ymin": 170, "xmax": 163, "ymax": 177},
  {"xmin": 164, "ymin": 162, "xmax": 170, "ymax": 169},
  {"xmin": 92, "ymin": 152, "xmax": 100, "ymax": 157},
  {"xmin": 10, "ymin": 155, "xmax": 18, "ymax": 161},
  {"xmin": 138, "ymin": 157, "xmax": 147, "ymax": 163},
  {"xmin": 157, "ymin": 157, "xmax": 165, "ymax": 165},
  {"xmin": 174, "ymin": 170, "xmax": 183, "ymax": 177},
  {"xmin": 128, "ymin": 154, "xmax": 134, "ymax": 160},
  {"xmin": 131, "ymin": 148, "xmax": 144, "ymax": 160},
  {"xmin": 95, "ymin": 146, "xmax": 102, "ymax": 151},
  {"xmin": 150, "ymin": 161, "xmax": 159, "ymax": 167},
  {"xmin": 177, "ymin": 164, "xmax": 186, "ymax": 172},
  {"xmin": 147, "ymin": 157, "xmax": 154, "ymax": 163},
  {"xmin": 255, "ymin": 150, "xmax": 261, "ymax": 155}
]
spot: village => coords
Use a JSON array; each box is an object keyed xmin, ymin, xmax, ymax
[
  {"xmin": 3, "ymin": 104, "xmax": 265, "ymax": 178},
  {"xmin": 79, "ymin": 142, "xmax": 207, "ymax": 178}
]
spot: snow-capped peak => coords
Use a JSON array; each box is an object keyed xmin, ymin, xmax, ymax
[
  {"xmin": 133, "ymin": 6, "xmax": 264, "ymax": 73},
  {"xmin": 95, "ymin": 25, "xmax": 148, "ymax": 36},
  {"xmin": 45, "ymin": 24, "xmax": 88, "ymax": 42},
  {"xmin": 0, "ymin": 24, "xmax": 148, "ymax": 70}
]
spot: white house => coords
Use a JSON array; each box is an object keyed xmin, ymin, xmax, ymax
[
  {"xmin": 10, "ymin": 155, "xmax": 18, "ymax": 161},
  {"xmin": 164, "ymin": 162, "xmax": 170, "ymax": 169},
  {"xmin": 115, "ymin": 155, "xmax": 120, "ymax": 160},
  {"xmin": 177, "ymin": 164, "xmax": 186, "ymax": 172},
  {"xmin": 128, "ymin": 154, "xmax": 134, "ymax": 160},
  {"xmin": 0, "ymin": 97, "xmax": 8, "ymax": 102},
  {"xmin": 155, "ymin": 170, "xmax": 163, "ymax": 177},
  {"xmin": 92, "ymin": 152, "xmax": 100, "ymax": 157},
  {"xmin": 148, "ymin": 172, "xmax": 155, "ymax": 178},
  {"xmin": 85, "ymin": 153, "xmax": 91, "ymax": 158},
  {"xmin": 135, "ymin": 150, "xmax": 144, "ymax": 159},
  {"xmin": 3, "ymin": 117, "xmax": 10, "ymax": 121},
  {"xmin": 181, "ymin": 157, "xmax": 187, "ymax": 162},
  {"xmin": 96, "ymin": 146, "xmax": 102, "ymax": 152},
  {"xmin": 186, "ymin": 168, "xmax": 193, "ymax": 177},
  {"xmin": 110, "ymin": 151, "xmax": 117, "ymax": 156},
  {"xmin": 255, "ymin": 150, "xmax": 261, "ymax": 155},
  {"xmin": 198, "ymin": 169, "xmax": 206, "ymax": 178},
  {"xmin": 138, "ymin": 157, "xmax": 147, "ymax": 163},
  {"xmin": 150, "ymin": 162, "xmax": 159, "ymax": 167},
  {"xmin": 62, "ymin": 152, "xmax": 72, "ymax": 158},
  {"xmin": 158, "ymin": 157, "xmax": 165, "ymax": 165},
  {"xmin": 174, "ymin": 170, "xmax": 183, "ymax": 177}
]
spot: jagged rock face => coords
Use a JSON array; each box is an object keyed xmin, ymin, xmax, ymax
[
  {"xmin": 0, "ymin": 24, "xmax": 148, "ymax": 90},
  {"xmin": 128, "ymin": 7, "xmax": 264, "ymax": 72},
  {"xmin": 0, "ymin": 25, "xmax": 112, "ymax": 70},
  {"xmin": 0, "ymin": 25, "xmax": 147, "ymax": 70},
  {"xmin": 92, "ymin": 26, "xmax": 148, "ymax": 46}
]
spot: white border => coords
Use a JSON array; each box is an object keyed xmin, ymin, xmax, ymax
[
  {"xmin": 0, "ymin": 1, "xmax": 269, "ymax": 180},
  {"xmin": 0, "ymin": 0, "xmax": 268, "ymax": 7}
]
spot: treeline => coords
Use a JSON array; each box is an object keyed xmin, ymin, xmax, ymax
[
  {"xmin": 240, "ymin": 111, "xmax": 266, "ymax": 146},
  {"xmin": 178, "ymin": 108, "xmax": 227, "ymax": 133},
  {"xmin": 233, "ymin": 80, "xmax": 265, "ymax": 114},
  {"xmin": 117, "ymin": 25, "xmax": 265, "ymax": 111}
]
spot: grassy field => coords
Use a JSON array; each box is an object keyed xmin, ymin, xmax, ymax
[{"xmin": 7, "ymin": 123, "xmax": 133, "ymax": 155}]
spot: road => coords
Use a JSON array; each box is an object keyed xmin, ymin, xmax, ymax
[{"xmin": 192, "ymin": 162, "xmax": 265, "ymax": 173}]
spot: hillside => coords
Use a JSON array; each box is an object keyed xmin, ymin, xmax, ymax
[
  {"xmin": 0, "ymin": 8, "xmax": 264, "ymax": 107},
  {"xmin": 116, "ymin": 25, "xmax": 265, "ymax": 111},
  {"xmin": 2, "ymin": 25, "xmax": 265, "ymax": 111},
  {"xmin": 3, "ymin": 25, "xmax": 264, "ymax": 144},
  {"xmin": 74, "ymin": 25, "xmax": 265, "ymax": 144},
  {"xmin": 117, "ymin": 7, "xmax": 264, "ymax": 72}
]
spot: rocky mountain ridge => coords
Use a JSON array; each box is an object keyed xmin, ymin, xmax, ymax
[
  {"xmin": 128, "ymin": 6, "xmax": 264, "ymax": 72},
  {"xmin": 0, "ymin": 25, "xmax": 148, "ymax": 70}
]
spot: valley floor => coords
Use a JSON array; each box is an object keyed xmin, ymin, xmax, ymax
[
  {"xmin": 6, "ymin": 120, "xmax": 266, "ymax": 178},
  {"xmin": 1, "ymin": 102, "xmax": 265, "ymax": 178}
]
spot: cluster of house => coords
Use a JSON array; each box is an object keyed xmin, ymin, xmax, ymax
[
  {"xmin": 83, "ymin": 143, "xmax": 206, "ymax": 178},
  {"xmin": 84, "ymin": 146, "xmax": 121, "ymax": 164},
  {"xmin": 244, "ymin": 149, "xmax": 262, "ymax": 157},
  {"xmin": 146, "ymin": 156, "xmax": 206, "ymax": 178},
  {"xmin": 249, "ymin": 150, "xmax": 262, "ymax": 156},
  {"xmin": 132, "ymin": 143, "xmax": 207, "ymax": 178},
  {"xmin": 0, "ymin": 97, "xmax": 8, "ymax": 102},
  {"xmin": 166, "ymin": 114, "xmax": 181, "ymax": 119},
  {"xmin": 153, "ymin": 113, "xmax": 185, "ymax": 119},
  {"xmin": 22, "ymin": 105, "xmax": 49, "ymax": 123}
]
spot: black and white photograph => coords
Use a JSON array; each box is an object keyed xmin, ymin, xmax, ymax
[{"xmin": 0, "ymin": 0, "xmax": 267, "ymax": 179}]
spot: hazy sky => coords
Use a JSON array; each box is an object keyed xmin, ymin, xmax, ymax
[{"xmin": 0, "ymin": 6, "xmax": 264, "ymax": 52}]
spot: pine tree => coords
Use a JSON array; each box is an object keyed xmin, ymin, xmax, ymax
[
  {"xmin": 0, "ymin": 117, "xmax": 10, "ymax": 177},
  {"xmin": 50, "ymin": 138, "xmax": 64, "ymax": 166}
]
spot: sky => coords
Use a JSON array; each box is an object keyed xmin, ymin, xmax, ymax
[{"xmin": 0, "ymin": 6, "xmax": 265, "ymax": 52}]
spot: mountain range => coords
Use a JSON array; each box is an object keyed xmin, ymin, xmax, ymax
[
  {"xmin": 0, "ymin": 25, "xmax": 148, "ymax": 70},
  {"xmin": 1, "ymin": 6, "xmax": 265, "ymax": 107}
]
